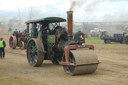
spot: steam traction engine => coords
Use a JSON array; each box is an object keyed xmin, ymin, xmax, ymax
[
  {"xmin": 9, "ymin": 29, "xmax": 30, "ymax": 50},
  {"xmin": 26, "ymin": 11, "xmax": 99, "ymax": 75}
]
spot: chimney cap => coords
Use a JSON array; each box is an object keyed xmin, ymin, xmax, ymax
[{"xmin": 67, "ymin": 11, "xmax": 73, "ymax": 14}]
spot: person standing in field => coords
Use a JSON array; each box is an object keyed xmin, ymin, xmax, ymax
[{"xmin": 0, "ymin": 38, "xmax": 6, "ymax": 58}]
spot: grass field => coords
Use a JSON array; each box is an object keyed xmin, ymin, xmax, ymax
[
  {"xmin": 85, "ymin": 37, "xmax": 127, "ymax": 46},
  {"xmin": 0, "ymin": 78, "xmax": 45, "ymax": 85}
]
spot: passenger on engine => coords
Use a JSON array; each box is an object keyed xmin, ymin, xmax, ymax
[
  {"xmin": 13, "ymin": 29, "xmax": 18, "ymax": 36},
  {"xmin": 56, "ymin": 27, "xmax": 68, "ymax": 44},
  {"xmin": 31, "ymin": 23, "xmax": 38, "ymax": 38}
]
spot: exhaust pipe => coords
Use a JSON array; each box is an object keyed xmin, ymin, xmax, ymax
[{"xmin": 67, "ymin": 11, "xmax": 73, "ymax": 35}]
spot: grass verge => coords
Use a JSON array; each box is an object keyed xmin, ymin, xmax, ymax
[{"xmin": 0, "ymin": 77, "xmax": 48, "ymax": 85}]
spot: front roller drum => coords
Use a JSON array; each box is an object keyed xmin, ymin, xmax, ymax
[
  {"xmin": 19, "ymin": 41, "xmax": 24, "ymax": 50},
  {"xmin": 63, "ymin": 49, "xmax": 99, "ymax": 75}
]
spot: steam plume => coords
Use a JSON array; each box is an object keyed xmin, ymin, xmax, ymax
[{"xmin": 69, "ymin": 0, "xmax": 100, "ymax": 11}]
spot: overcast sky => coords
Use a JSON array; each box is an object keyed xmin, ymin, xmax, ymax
[{"xmin": 0, "ymin": 0, "xmax": 128, "ymax": 22}]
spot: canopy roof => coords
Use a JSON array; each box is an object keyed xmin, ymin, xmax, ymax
[{"xmin": 26, "ymin": 17, "xmax": 66, "ymax": 24}]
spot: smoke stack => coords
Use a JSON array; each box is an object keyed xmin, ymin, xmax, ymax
[{"xmin": 67, "ymin": 11, "xmax": 73, "ymax": 35}]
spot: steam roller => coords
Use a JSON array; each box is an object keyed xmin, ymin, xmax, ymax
[
  {"xmin": 62, "ymin": 49, "xmax": 98, "ymax": 75},
  {"xmin": 26, "ymin": 10, "xmax": 99, "ymax": 76}
]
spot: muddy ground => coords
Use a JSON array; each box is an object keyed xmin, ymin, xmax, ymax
[{"xmin": 0, "ymin": 29, "xmax": 128, "ymax": 85}]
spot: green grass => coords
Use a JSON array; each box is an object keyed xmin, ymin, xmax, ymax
[
  {"xmin": 85, "ymin": 37, "xmax": 104, "ymax": 44},
  {"xmin": 0, "ymin": 77, "xmax": 48, "ymax": 85},
  {"xmin": 85, "ymin": 37, "xmax": 127, "ymax": 46}
]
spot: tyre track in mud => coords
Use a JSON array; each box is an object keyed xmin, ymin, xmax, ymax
[{"xmin": 6, "ymin": 49, "xmax": 26, "ymax": 56}]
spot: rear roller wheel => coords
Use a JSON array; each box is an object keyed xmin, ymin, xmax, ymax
[
  {"xmin": 19, "ymin": 41, "xmax": 24, "ymax": 50},
  {"xmin": 9, "ymin": 36, "xmax": 17, "ymax": 49},
  {"xmin": 63, "ymin": 49, "xmax": 99, "ymax": 76},
  {"xmin": 51, "ymin": 52, "xmax": 60, "ymax": 65},
  {"xmin": 51, "ymin": 57, "xmax": 59, "ymax": 65},
  {"xmin": 27, "ymin": 39, "xmax": 45, "ymax": 67},
  {"xmin": 24, "ymin": 42, "xmax": 28, "ymax": 49}
]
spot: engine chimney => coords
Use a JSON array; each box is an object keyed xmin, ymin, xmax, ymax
[{"xmin": 67, "ymin": 11, "xmax": 73, "ymax": 35}]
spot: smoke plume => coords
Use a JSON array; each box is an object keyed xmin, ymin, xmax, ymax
[
  {"xmin": 69, "ymin": 0, "xmax": 101, "ymax": 11},
  {"xmin": 69, "ymin": 0, "xmax": 86, "ymax": 11},
  {"xmin": 69, "ymin": 1, "xmax": 75, "ymax": 11}
]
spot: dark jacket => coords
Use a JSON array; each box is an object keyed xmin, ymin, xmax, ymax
[{"xmin": 13, "ymin": 30, "xmax": 18, "ymax": 35}]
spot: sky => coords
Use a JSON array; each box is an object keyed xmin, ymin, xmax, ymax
[{"xmin": 0, "ymin": 0, "xmax": 128, "ymax": 22}]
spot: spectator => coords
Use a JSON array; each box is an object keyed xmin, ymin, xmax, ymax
[
  {"xmin": 0, "ymin": 38, "xmax": 6, "ymax": 58},
  {"xmin": 8, "ymin": 28, "xmax": 12, "ymax": 33}
]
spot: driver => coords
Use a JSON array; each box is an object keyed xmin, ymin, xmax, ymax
[{"xmin": 31, "ymin": 23, "xmax": 38, "ymax": 38}]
